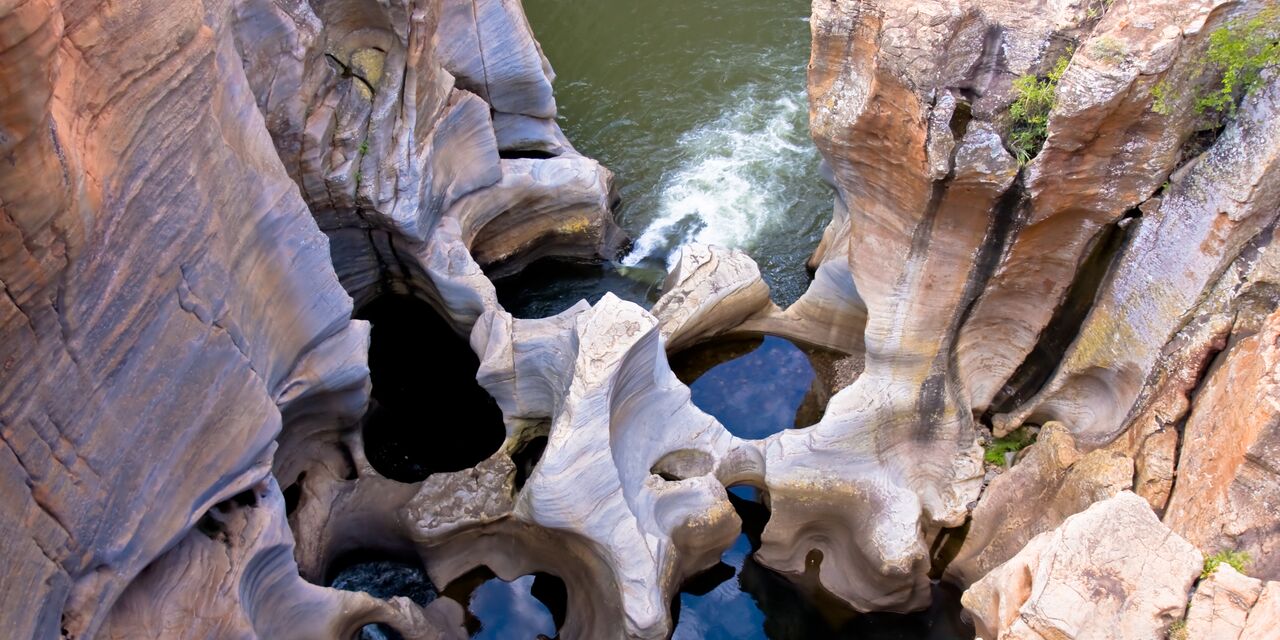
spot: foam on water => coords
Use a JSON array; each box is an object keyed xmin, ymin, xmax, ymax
[{"xmin": 622, "ymin": 85, "xmax": 819, "ymax": 268}]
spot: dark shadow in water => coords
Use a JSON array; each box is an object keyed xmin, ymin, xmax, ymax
[
  {"xmin": 673, "ymin": 486, "xmax": 976, "ymax": 639},
  {"xmin": 356, "ymin": 294, "xmax": 506, "ymax": 483},
  {"xmin": 441, "ymin": 567, "xmax": 567, "ymax": 639},
  {"xmin": 330, "ymin": 557, "xmax": 438, "ymax": 640},
  {"xmin": 670, "ymin": 335, "xmax": 840, "ymax": 438},
  {"xmin": 492, "ymin": 257, "xmax": 663, "ymax": 320}
]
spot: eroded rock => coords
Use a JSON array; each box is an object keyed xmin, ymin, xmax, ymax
[{"xmin": 962, "ymin": 492, "xmax": 1202, "ymax": 640}]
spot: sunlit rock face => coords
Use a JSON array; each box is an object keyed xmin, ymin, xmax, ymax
[
  {"xmin": 4, "ymin": 0, "xmax": 1280, "ymax": 636},
  {"xmin": 962, "ymin": 493, "xmax": 1202, "ymax": 640}
]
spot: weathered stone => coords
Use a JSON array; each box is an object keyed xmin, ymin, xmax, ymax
[
  {"xmin": 946, "ymin": 422, "xmax": 1133, "ymax": 586},
  {"xmin": 963, "ymin": 492, "xmax": 1202, "ymax": 640},
  {"xmin": 994, "ymin": 48, "xmax": 1280, "ymax": 446},
  {"xmin": 1165, "ymin": 307, "xmax": 1280, "ymax": 580}
]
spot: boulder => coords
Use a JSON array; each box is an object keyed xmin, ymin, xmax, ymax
[{"xmin": 963, "ymin": 492, "xmax": 1201, "ymax": 639}]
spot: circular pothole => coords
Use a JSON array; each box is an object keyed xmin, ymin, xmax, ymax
[
  {"xmin": 356, "ymin": 294, "xmax": 506, "ymax": 482},
  {"xmin": 670, "ymin": 335, "xmax": 844, "ymax": 439},
  {"xmin": 492, "ymin": 258, "xmax": 661, "ymax": 319},
  {"xmin": 442, "ymin": 567, "xmax": 567, "ymax": 639}
]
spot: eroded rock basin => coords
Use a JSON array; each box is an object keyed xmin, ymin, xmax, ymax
[
  {"xmin": 670, "ymin": 335, "xmax": 846, "ymax": 438},
  {"xmin": 357, "ymin": 294, "xmax": 506, "ymax": 482},
  {"xmin": 674, "ymin": 488, "xmax": 974, "ymax": 639}
]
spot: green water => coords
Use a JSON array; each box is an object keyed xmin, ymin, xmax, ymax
[{"xmin": 523, "ymin": 0, "xmax": 831, "ymax": 306}]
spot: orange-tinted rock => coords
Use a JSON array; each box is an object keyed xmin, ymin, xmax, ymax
[{"xmin": 1165, "ymin": 307, "xmax": 1280, "ymax": 580}]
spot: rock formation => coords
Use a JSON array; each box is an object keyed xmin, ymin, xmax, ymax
[
  {"xmin": 2, "ymin": 0, "xmax": 1280, "ymax": 637},
  {"xmin": 1185, "ymin": 565, "xmax": 1280, "ymax": 640},
  {"xmin": 962, "ymin": 492, "xmax": 1202, "ymax": 640}
]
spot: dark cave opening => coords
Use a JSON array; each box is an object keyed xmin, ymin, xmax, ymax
[
  {"xmin": 355, "ymin": 294, "xmax": 506, "ymax": 483},
  {"xmin": 512, "ymin": 434, "xmax": 549, "ymax": 492}
]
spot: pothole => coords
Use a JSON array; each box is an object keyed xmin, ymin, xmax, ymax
[
  {"xmin": 671, "ymin": 485, "xmax": 976, "ymax": 638},
  {"xmin": 491, "ymin": 257, "xmax": 662, "ymax": 319},
  {"xmin": 329, "ymin": 555, "xmax": 438, "ymax": 640},
  {"xmin": 356, "ymin": 294, "xmax": 506, "ymax": 483},
  {"xmin": 441, "ymin": 568, "xmax": 568, "ymax": 639},
  {"xmin": 670, "ymin": 335, "xmax": 844, "ymax": 439}
]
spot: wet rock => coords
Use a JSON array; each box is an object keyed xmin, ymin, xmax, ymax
[{"xmin": 962, "ymin": 492, "xmax": 1201, "ymax": 640}]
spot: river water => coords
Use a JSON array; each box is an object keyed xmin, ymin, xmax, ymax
[
  {"xmin": 338, "ymin": 2, "xmax": 975, "ymax": 637},
  {"xmin": 520, "ymin": 0, "xmax": 832, "ymax": 308}
]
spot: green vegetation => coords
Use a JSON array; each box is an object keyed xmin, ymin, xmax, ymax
[
  {"xmin": 1202, "ymin": 549, "xmax": 1251, "ymax": 579},
  {"xmin": 1091, "ymin": 36, "xmax": 1126, "ymax": 63},
  {"xmin": 1086, "ymin": 0, "xmax": 1114, "ymax": 21},
  {"xmin": 1008, "ymin": 54, "xmax": 1071, "ymax": 165},
  {"xmin": 359, "ymin": 140, "xmax": 370, "ymax": 155},
  {"xmin": 1152, "ymin": 7, "xmax": 1280, "ymax": 117},
  {"xmin": 1199, "ymin": 7, "xmax": 1280, "ymax": 114},
  {"xmin": 1168, "ymin": 619, "xmax": 1188, "ymax": 640},
  {"xmin": 1151, "ymin": 80, "xmax": 1176, "ymax": 115},
  {"xmin": 984, "ymin": 427, "xmax": 1037, "ymax": 467}
]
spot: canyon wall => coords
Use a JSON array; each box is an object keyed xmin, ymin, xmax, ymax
[{"xmin": 1, "ymin": 0, "xmax": 1279, "ymax": 638}]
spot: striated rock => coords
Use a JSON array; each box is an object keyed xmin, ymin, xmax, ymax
[
  {"xmin": 410, "ymin": 295, "xmax": 742, "ymax": 639},
  {"xmin": 653, "ymin": 244, "xmax": 777, "ymax": 352},
  {"xmin": 962, "ymin": 492, "xmax": 1202, "ymax": 640},
  {"xmin": 1164, "ymin": 306, "xmax": 1280, "ymax": 579},
  {"xmin": 994, "ymin": 46, "xmax": 1280, "ymax": 445},
  {"xmin": 0, "ymin": 0, "xmax": 391, "ymax": 634},
  {"xmin": 946, "ymin": 423, "xmax": 1133, "ymax": 586},
  {"xmin": 960, "ymin": 0, "xmax": 1243, "ymax": 420},
  {"xmin": 100, "ymin": 478, "xmax": 463, "ymax": 640}
]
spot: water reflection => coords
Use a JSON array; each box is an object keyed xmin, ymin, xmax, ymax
[
  {"xmin": 673, "ymin": 488, "xmax": 976, "ymax": 639},
  {"xmin": 442, "ymin": 568, "xmax": 566, "ymax": 639},
  {"xmin": 670, "ymin": 335, "xmax": 834, "ymax": 439},
  {"xmin": 329, "ymin": 560, "xmax": 437, "ymax": 640}
]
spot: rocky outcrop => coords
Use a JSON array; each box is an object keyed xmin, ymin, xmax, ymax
[
  {"xmin": 962, "ymin": 492, "xmax": 1202, "ymax": 640},
  {"xmin": 1186, "ymin": 565, "xmax": 1280, "ymax": 640},
  {"xmin": 945, "ymin": 423, "xmax": 1133, "ymax": 586},
  {"xmin": 1164, "ymin": 306, "xmax": 1280, "ymax": 579},
  {"xmin": 0, "ymin": 0, "xmax": 383, "ymax": 634},
  {"xmin": 0, "ymin": 0, "xmax": 616, "ymax": 635},
  {"xmin": 994, "ymin": 38, "xmax": 1280, "ymax": 444}
]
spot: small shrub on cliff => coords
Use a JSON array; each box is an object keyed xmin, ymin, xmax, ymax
[
  {"xmin": 1199, "ymin": 7, "xmax": 1280, "ymax": 115},
  {"xmin": 1152, "ymin": 7, "xmax": 1280, "ymax": 117},
  {"xmin": 1202, "ymin": 549, "xmax": 1251, "ymax": 579},
  {"xmin": 1008, "ymin": 54, "xmax": 1071, "ymax": 165},
  {"xmin": 1168, "ymin": 619, "xmax": 1188, "ymax": 640},
  {"xmin": 984, "ymin": 427, "xmax": 1036, "ymax": 467}
]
